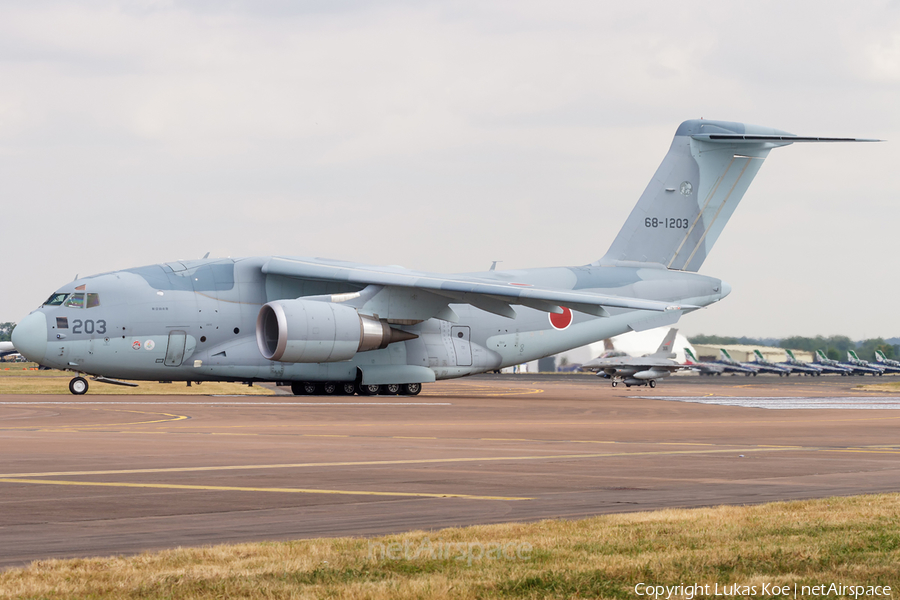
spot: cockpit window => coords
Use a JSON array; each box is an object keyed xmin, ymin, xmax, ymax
[
  {"xmin": 44, "ymin": 293, "xmax": 69, "ymax": 306},
  {"xmin": 64, "ymin": 293, "xmax": 85, "ymax": 308},
  {"xmin": 86, "ymin": 293, "xmax": 100, "ymax": 308}
]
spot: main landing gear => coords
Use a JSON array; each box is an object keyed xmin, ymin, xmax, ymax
[{"xmin": 290, "ymin": 381, "xmax": 422, "ymax": 396}]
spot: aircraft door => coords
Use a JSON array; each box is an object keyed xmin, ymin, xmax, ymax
[
  {"xmin": 164, "ymin": 330, "xmax": 187, "ymax": 367},
  {"xmin": 451, "ymin": 326, "xmax": 472, "ymax": 367}
]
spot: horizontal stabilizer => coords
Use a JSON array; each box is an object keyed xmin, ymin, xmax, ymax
[{"xmin": 692, "ymin": 134, "xmax": 882, "ymax": 143}]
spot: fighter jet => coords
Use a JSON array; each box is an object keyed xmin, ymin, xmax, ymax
[
  {"xmin": 0, "ymin": 341, "xmax": 17, "ymax": 359},
  {"xmin": 682, "ymin": 347, "xmax": 726, "ymax": 376},
  {"xmin": 749, "ymin": 349, "xmax": 793, "ymax": 376},
  {"xmin": 716, "ymin": 349, "xmax": 761, "ymax": 376},
  {"xmin": 782, "ymin": 349, "xmax": 824, "ymax": 376},
  {"xmin": 11, "ymin": 119, "xmax": 876, "ymax": 395},
  {"xmin": 874, "ymin": 350, "xmax": 900, "ymax": 374},
  {"xmin": 814, "ymin": 350, "xmax": 855, "ymax": 375},
  {"xmin": 846, "ymin": 350, "xmax": 885, "ymax": 376},
  {"xmin": 581, "ymin": 328, "xmax": 683, "ymax": 388}
]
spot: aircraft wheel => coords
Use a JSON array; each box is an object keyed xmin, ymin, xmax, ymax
[
  {"xmin": 321, "ymin": 382, "xmax": 338, "ymax": 395},
  {"xmin": 358, "ymin": 383, "xmax": 381, "ymax": 396},
  {"xmin": 649, "ymin": 380, "xmax": 656, "ymax": 388},
  {"xmin": 401, "ymin": 383, "xmax": 422, "ymax": 396},
  {"xmin": 611, "ymin": 381, "xmax": 617, "ymax": 387},
  {"xmin": 69, "ymin": 377, "xmax": 88, "ymax": 395},
  {"xmin": 625, "ymin": 384, "xmax": 631, "ymax": 388},
  {"xmin": 383, "ymin": 383, "xmax": 402, "ymax": 395},
  {"xmin": 337, "ymin": 382, "xmax": 356, "ymax": 395},
  {"xmin": 303, "ymin": 382, "xmax": 319, "ymax": 395}
]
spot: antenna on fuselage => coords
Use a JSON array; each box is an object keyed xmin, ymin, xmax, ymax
[
  {"xmin": 203, "ymin": 252, "xmax": 210, "ymax": 259},
  {"xmin": 489, "ymin": 261, "xmax": 502, "ymax": 271}
]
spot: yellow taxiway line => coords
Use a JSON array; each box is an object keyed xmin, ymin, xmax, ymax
[{"xmin": 0, "ymin": 477, "xmax": 529, "ymax": 501}]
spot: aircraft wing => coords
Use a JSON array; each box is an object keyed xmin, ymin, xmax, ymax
[{"xmin": 262, "ymin": 257, "xmax": 690, "ymax": 320}]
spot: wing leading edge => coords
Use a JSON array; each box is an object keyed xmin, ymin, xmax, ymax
[{"xmin": 261, "ymin": 257, "xmax": 690, "ymax": 322}]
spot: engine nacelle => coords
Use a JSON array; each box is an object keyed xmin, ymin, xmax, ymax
[{"xmin": 257, "ymin": 300, "xmax": 412, "ymax": 363}]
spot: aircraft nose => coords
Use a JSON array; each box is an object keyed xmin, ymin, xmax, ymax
[
  {"xmin": 719, "ymin": 280, "xmax": 732, "ymax": 299},
  {"xmin": 11, "ymin": 311, "xmax": 48, "ymax": 363}
]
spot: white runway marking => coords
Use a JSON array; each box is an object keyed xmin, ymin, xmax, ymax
[
  {"xmin": 0, "ymin": 402, "xmax": 451, "ymax": 406},
  {"xmin": 640, "ymin": 396, "xmax": 900, "ymax": 409}
]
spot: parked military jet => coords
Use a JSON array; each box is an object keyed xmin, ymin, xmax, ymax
[
  {"xmin": 846, "ymin": 350, "xmax": 885, "ymax": 376},
  {"xmin": 11, "ymin": 119, "xmax": 875, "ymax": 395},
  {"xmin": 582, "ymin": 328, "xmax": 682, "ymax": 388},
  {"xmin": 0, "ymin": 341, "xmax": 17, "ymax": 359},
  {"xmin": 814, "ymin": 350, "xmax": 855, "ymax": 375},
  {"xmin": 682, "ymin": 347, "xmax": 726, "ymax": 376},
  {"xmin": 874, "ymin": 350, "xmax": 900, "ymax": 374},
  {"xmin": 782, "ymin": 349, "xmax": 824, "ymax": 376},
  {"xmin": 750, "ymin": 349, "xmax": 792, "ymax": 376},
  {"xmin": 718, "ymin": 349, "xmax": 760, "ymax": 376}
]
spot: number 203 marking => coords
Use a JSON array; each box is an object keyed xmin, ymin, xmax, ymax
[{"xmin": 72, "ymin": 319, "xmax": 107, "ymax": 335}]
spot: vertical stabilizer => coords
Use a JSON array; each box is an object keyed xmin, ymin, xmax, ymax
[
  {"xmin": 653, "ymin": 328, "xmax": 678, "ymax": 357},
  {"xmin": 816, "ymin": 349, "xmax": 829, "ymax": 362},
  {"xmin": 753, "ymin": 349, "xmax": 765, "ymax": 362},
  {"xmin": 596, "ymin": 121, "xmax": 876, "ymax": 272},
  {"xmin": 720, "ymin": 349, "xmax": 735, "ymax": 363},
  {"xmin": 848, "ymin": 350, "xmax": 861, "ymax": 362},
  {"xmin": 785, "ymin": 349, "xmax": 796, "ymax": 362},
  {"xmin": 876, "ymin": 350, "xmax": 886, "ymax": 363},
  {"xmin": 684, "ymin": 348, "xmax": 699, "ymax": 363}
]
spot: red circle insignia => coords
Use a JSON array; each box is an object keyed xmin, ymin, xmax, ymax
[{"xmin": 549, "ymin": 307, "xmax": 573, "ymax": 330}]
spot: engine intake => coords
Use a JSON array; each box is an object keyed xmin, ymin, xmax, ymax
[{"xmin": 256, "ymin": 300, "xmax": 415, "ymax": 363}]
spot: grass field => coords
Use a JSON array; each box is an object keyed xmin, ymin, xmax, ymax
[
  {"xmin": 856, "ymin": 381, "xmax": 900, "ymax": 392},
  {"xmin": 1, "ymin": 494, "xmax": 897, "ymax": 599},
  {"xmin": 0, "ymin": 363, "xmax": 274, "ymax": 395}
]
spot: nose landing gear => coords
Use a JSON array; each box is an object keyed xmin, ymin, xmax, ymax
[{"xmin": 69, "ymin": 377, "xmax": 88, "ymax": 395}]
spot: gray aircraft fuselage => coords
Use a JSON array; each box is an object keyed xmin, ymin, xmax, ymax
[{"xmin": 14, "ymin": 258, "xmax": 726, "ymax": 385}]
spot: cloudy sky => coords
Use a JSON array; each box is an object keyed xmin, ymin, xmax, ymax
[{"xmin": 3, "ymin": 0, "xmax": 898, "ymax": 339}]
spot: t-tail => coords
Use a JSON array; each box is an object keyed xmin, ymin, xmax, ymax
[{"xmin": 596, "ymin": 120, "xmax": 878, "ymax": 271}]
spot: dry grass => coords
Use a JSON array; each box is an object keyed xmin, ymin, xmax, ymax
[
  {"xmin": 856, "ymin": 381, "xmax": 900, "ymax": 392},
  {"xmin": 0, "ymin": 363, "xmax": 274, "ymax": 395},
  {"xmin": 2, "ymin": 494, "xmax": 898, "ymax": 599}
]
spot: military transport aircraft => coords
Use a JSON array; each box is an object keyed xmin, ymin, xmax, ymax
[
  {"xmin": 11, "ymin": 119, "xmax": 875, "ymax": 395},
  {"xmin": 581, "ymin": 328, "xmax": 682, "ymax": 388},
  {"xmin": 874, "ymin": 350, "xmax": 900, "ymax": 374}
]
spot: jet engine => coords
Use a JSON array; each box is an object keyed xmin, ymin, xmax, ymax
[{"xmin": 256, "ymin": 300, "xmax": 415, "ymax": 363}]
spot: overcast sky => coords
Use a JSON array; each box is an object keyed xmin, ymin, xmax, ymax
[{"xmin": 2, "ymin": 0, "xmax": 898, "ymax": 339}]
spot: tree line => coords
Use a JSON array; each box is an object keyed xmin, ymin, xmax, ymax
[{"xmin": 688, "ymin": 334, "xmax": 898, "ymax": 362}]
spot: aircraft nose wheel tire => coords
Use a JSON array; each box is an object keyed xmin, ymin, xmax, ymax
[
  {"xmin": 611, "ymin": 381, "xmax": 617, "ymax": 387},
  {"xmin": 69, "ymin": 377, "xmax": 88, "ymax": 395},
  {"xmin": 649, "ymin": 380, "xmax": 656, "ymax": 388}
]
